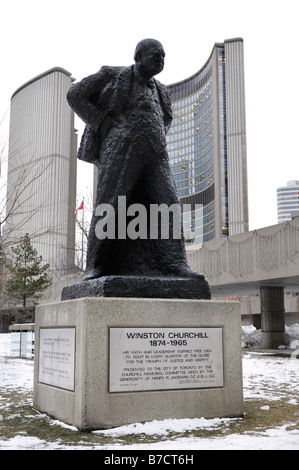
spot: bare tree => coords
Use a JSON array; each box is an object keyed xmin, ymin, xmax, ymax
[
  {"xmin": 0, "ymin": 137, "xmax": 77, "ymax": 309},
  {"xmin": 1, "ymin": 142, "xmax": 57, "ymax": 248},
  {"xmin": 73, "ymin": 190, "xmax": 93, "ymax": 272}
]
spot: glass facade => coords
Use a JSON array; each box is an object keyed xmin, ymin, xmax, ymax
[
  {"xmin": 167, "ymin": 47, "xmax": 226, "ymax": 245},
  {"xmin": 218, "ymin": 48, "xmax": 229, "ymax": 237},
  {"xmin": 277, "ymin": 180, "xmax": 299, "ymax": 223}
]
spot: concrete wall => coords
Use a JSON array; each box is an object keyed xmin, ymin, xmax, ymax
[{"xmin": 187, "ymin": 218, "xmax": 299, "ymax": 288}]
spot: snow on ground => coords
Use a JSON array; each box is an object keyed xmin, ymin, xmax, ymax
[
  {"xmin": 0, "ymin": 326, "xmax": 299, "ymax": 450},
  {"xmin": 241, "ymin": 323, "xmax": 299, "ymax": 349}
]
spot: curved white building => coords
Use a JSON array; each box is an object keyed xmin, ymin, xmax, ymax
[
  {"xmin": 277, "ymin": 180, "xmax": 299, "ymax": 223},
  {"xmin": 167, "ymin": 38, "xmax": 249, "ymax": 244},
  {"xmin": 6, "ymin": 67, "xmax": 77, "ymax": 274}
]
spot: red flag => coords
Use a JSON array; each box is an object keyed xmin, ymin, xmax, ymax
[{"xmin": 74, "ymin": 200, "xmax": 84, "ymax": 218}]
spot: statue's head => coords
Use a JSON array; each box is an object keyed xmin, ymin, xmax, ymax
[{"xmin": 134, "ymin": 38, "xmax": 165, "ymax": 79}]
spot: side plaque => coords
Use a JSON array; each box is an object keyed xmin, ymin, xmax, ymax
[
  {"xmin": 38, "ymin": 327, "xmax": 75, "ymax": 391},
  {"xmin": 109, "ymin": 327, "xmax": 223, "ymax": 392}
]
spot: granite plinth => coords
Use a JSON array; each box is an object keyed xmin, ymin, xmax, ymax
[
  {"xmin": 61, "ymin": 275, "xmax": 211, "ymax": 301},
  {"xmin": 33, "ymin": 297, "xmax": 243, "ymax": 430}
]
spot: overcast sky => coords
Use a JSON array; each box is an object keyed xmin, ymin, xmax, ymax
[{"xmin": 1, "ymin": 0, "xmax": 298, "ymax": 231}]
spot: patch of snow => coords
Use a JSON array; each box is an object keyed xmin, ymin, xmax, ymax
[
  {"xmin": 93, "ymin": 416, "xmax": 237, "ymax": 437},
  {"xmin": 1, "ymin": 329, "xmax": 299, "ymax": 450},
  {"xmin": 241, "ymin": 325, "xmax": 262, "ymax": 348},
  {"xmin": 242, "ymin": 323, "xmax": 299, "ymax": 349}
]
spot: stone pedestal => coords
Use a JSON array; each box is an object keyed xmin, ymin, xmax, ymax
[
  {"xmin": 33, "ymin": 297, "xmax": 243, "ymax": 431},
  {"xmin": 61, "ymin": 275, "xmax": 211, "ymax": 300}
]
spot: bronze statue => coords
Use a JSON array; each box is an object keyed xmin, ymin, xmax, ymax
[{"xmin": 65, "ymin": 39, "xmax": 210, "ymax": 299}]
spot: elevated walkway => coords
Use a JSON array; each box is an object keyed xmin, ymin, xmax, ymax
[
  {"xmin": 187, "ymin": 217, "xmax": 299, "ymax": 348},
  {"xmin": 187, "ymin": 217, "xmax": 299, "ymax": 295}
]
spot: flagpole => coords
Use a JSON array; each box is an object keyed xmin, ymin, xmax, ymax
[{"xmin": 81, "ymin": 197, "xmax": 84, "ymax": 270}]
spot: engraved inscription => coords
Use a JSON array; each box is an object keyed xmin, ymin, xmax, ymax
[
  {"xmin": 38, "ymin": 328, "xmax": 75, "ymax": 391},
  {"xmin": 109, "ymin": 327, "xmax": 223, "ymax": 392}
]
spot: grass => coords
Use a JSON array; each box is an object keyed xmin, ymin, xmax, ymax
[
  {"xmin": 1, "ymin": 351, "xmax": 298, "ymax": 448},
  {"xmin": 1, "ymin": 384, "xmax": 298, "ymax": 448}
]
